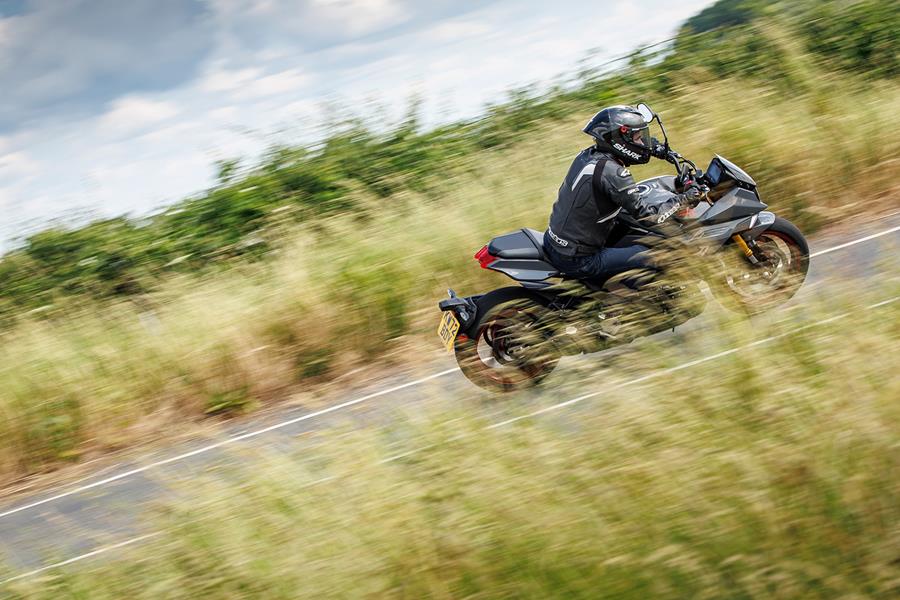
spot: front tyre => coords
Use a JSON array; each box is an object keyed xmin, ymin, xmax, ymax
[
  {"xmin": 455, "ymin": 298, "xmax": 559, "ymax": 393},
  {"xmin": 711, "ymin": 217, "xmax": 809, "ymax": 314}
]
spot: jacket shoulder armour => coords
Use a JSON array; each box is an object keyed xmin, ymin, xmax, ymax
[{"xmin": 596, "ymin": 160, "xmax": 635, "ymax": 193}]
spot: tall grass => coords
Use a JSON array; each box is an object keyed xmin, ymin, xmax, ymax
[
  {"xmin": 4, "ymin": 286, "xmax": 898, "ymax": 598},
  {"xmin": 0, "ymin": 73, "xmax": 898, "ymax": 486}
]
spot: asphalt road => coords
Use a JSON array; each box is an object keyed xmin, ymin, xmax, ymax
[{"xmin": 1, "ymin": 216, "xmax": 898, "ymax": 583}]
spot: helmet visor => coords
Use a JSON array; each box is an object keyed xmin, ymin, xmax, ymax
[{"xmin": 627, "ymin": 125, "xmax": 651, "ymax": 147}]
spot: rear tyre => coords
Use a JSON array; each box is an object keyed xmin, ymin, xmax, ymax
[
  {"xmin": 711, "ymin": 217, "xmax": 809, "ymax": 314},
  {"xmin": 455, "ymin": 297, "xmax": 559, "ymax": 393}
]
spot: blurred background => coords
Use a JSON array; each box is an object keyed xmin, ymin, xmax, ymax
[
  {"xmin": 1, "ymin": 0, "xmax": 719, "ymax": 250},
  {"xmin": 1, "ymin": 0, "xmax": 899, "ymax": 596}
]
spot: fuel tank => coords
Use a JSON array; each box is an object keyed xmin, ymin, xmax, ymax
[{"xmin": 632, "ymin": 175, "xmax": 678, "ymax": 206}]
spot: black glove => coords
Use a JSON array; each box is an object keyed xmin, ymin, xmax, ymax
[
  {"xmin": 680, "ymin": 181, "xmax": 708, "ymax": 206},
  {"xmin": 650, "ymin": 137, "xmax": 668, "ymax": 159}
]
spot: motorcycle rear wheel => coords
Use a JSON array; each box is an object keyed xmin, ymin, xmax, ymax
[{"xmin": 455, "ymin": 298, "xmax": 559, "ymax": 393}]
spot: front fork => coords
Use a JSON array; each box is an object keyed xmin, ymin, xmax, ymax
[
  {"xmin": 730, "ymin": 229, "xmax": 784, "ymax": 287},
  {"xmin": 731, "ymin": 211, "xmax": 776, "ymax": 266},
  {"xmin": 732, "ymin": 234, "xmax": 761, "ymax": 265}
]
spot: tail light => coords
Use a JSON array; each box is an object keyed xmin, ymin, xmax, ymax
[{"xmin": 474, "ymin": 245, "xmax": 497, "ymax": 269}]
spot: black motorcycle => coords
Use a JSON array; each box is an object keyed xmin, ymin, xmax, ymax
[{"xmin": 437, "ymin": 103, "xmax": 809, "ymax": 392}]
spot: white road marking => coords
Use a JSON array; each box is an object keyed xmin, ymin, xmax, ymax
[
  {"xmin": 809, "ymin": 225, "xmax": 900, "ymax": 258},
  {"xmin": 0, "ymin": 223, "xmax": 897, "ymax": 521},
  {"xmin": 5, "ymin": 293, "xmax": 897, "ymax": 586},
  {"xmin": 0, "ymin": 368, "xmax": 459, "ymax": 520},
  {"xmin": 0, "ymin": 533, "xmax": 161, "ymax": 585},
  {"xmin": 488, "ymin": 299, "xmax": 899, "ymax": 428}
]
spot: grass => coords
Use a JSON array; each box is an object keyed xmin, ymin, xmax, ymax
[
  {"xmin": 3, "ymin": 283, "xmax": 898, "ymax": 598},
  {"xmin": 0, "ymin": 72, "xmax": 898, "ymax": 486}
]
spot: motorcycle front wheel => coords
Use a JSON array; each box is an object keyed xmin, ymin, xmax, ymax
[
  {"xmin": 454, "ymin": 298, "xmax": 560, "ymax": 393},
  {"xmin": 711, "ymin": 217, "xmax": 809, "ymax": 314}
]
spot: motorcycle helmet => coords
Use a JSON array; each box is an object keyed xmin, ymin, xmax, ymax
[{"xmin": 583, "ymin": 105, "xmax": 652, "ymax": 165}]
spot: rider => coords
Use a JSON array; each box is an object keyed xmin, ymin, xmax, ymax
[{"xmin": 543, "ymin": 105, "xmax": 704, "ymax": 288}]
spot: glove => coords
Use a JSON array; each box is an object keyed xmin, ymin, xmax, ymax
[
  {"xmin": 680, "ymin": 181, "xmax": 708, "ymax": 206},
  {"xmin": 650, "ymin": 138, "xmax": 668, "ymax": 159}
]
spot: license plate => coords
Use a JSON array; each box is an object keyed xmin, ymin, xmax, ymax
[{"xmin": 437, "ymin": 311, "xmax": 461, "ymax": 354}]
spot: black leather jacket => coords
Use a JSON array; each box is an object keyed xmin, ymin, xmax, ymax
[{"xmin": 546, "ymin": 148, "xmax": 685, "ymax": 257}]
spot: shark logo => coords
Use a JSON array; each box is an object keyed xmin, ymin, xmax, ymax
[{"xmin": 613, "ymin": 143, "xmax": 641, "ymax": 161}]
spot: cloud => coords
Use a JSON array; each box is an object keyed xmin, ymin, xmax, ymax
[
  {"xmin": 0, "ymin": 0, "xmax": 502, "ymax": 135},
  {"xmin": 206, "ymin": 0, "xmax": 498, "ymax": 59},
  {"xmin": 427, "ymin": 18, "xmax": 494, "ymax": 43},
  {"xmin": 198, "ymin": 64, "xmax": 265, "ymax": 93},
  {"xmin": 0, "ymin": 187, "xmax": 12, "ymax": 211},
  {"xmin": 307, "ymin": 0, "xmax": 406, "ymax": 36},
  {"xmin": 0, "ymin": 150, "xmax": 38, "ymax": 179},
  {"xmin": 0, "ymin": 0, "xmax": 213, "ymax": 132},
  {"xmin": 99, "ymin": 97, "xmax": 181, "ymax": 138},
  {"xmin": 0, "ymin": 0, "xmax": 720, "ymax": 253},
  {"xmin": 232, "ymin": 68, "xmax": 312, "ymax": 99}
]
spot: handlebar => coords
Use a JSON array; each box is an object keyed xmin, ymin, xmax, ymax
[
  {"xmin": 647, "ymin": 122, "xmax": 711, "ymax": 204},
  {"xmin": 657, "ymin": 147, "xmax": 699, "ymax": 188},
  {"xmin": 652, "ymin": 145, "xmax": 709, "ymax": 204}
]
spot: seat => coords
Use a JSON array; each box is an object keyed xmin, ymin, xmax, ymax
[
  {"xmin": 488, "ymin": 228, "xmax": 548, "ymax": 260},
  {"xmin": 523, "ymin": 228, "xmax": 549, "ymax": 260}
]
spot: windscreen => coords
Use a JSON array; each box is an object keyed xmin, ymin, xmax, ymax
[{"xmin": 717, "ymin": 156, "xmax": 756, "ymax": 186}]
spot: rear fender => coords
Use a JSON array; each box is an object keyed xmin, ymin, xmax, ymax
[
  {"xmin": 456, "ymin": 286, "xmax": 552, "ymax": 338},
  {"xmin": 438, "ymin": 290, "xmax": 480, "ymax": 333}
]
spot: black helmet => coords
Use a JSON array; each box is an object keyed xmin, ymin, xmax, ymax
[{"xmin": 583, "ymin": 105, "xmax": 652, "ymax": 165}]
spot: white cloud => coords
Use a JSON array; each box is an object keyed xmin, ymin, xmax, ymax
[
  {"xmin": 0, "ymin": 187, "xmax": 12, "ymax": 210},
  {"xmin": 427, "ymin": 19, "xmax": 494, "ymax": 43},
  {"xmin": 232, "ymin": 68, "xmax": 311, "ymax": 99},
  {"xmin": 0, "ymin": 151, "xmax": 38, "ymax": 179},
  {"xmin": 309, "ymin": 0, "xmax": 406, "ymax": 35},
  {"xmin": 99, "ymin": 96, "xmax": 181, "ymax": 137},
  {"xmin": 198, "ymin": 65, "xmax": 264, "ymax": 93},
  {"xmin": 209, "ymin": 105, "xmax": 240, "ymax": 122},
  {"xmin": 136, "ymin": 121, "xmax": 198, "ymax": 145}
]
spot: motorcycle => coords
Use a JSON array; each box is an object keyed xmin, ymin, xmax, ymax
[{"xmin": 437, "ymin": 103, "xmax": 809, "ymax": 392}]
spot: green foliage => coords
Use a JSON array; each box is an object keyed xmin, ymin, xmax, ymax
[
  {"xmin": 205, "ymin": 387, "xmax": 252, "ymax": 415},
  {"xmin": 294, "ymin": 348, "xmax": 333, "ymax": 380},
  {"xmin": 681, "ymin": 0, "xmax": 769, "ymax": 34},
  {"xmin": 22, "ymin": 394, "xmax": 83, "ymax": 463},
  {"xmin": 0, "ymin": 0, "xmax": 898, "ymax": 483},
  {"xmin": 6, "ymin": 298, "xmax": 899, "ymax": 598},
  {"xmin": 806, "ymin": 0, "xmax": 900, "ymax": 78},
  {"xmin": 673, "ymin": 0, "xmax": 898, "ymax": 83},
  {"xmin": 0, "ymin": 0, "xmax": 894, "ymax": 324}
]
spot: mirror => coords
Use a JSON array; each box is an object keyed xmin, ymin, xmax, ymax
[{"xmin": 636, "ymin": 102, "xmax": 654, "ymax": 123}]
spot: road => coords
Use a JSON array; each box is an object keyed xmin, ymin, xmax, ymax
[{"xmin": 1, "ymin": 216, "xmax": 899, "ymax": 584}]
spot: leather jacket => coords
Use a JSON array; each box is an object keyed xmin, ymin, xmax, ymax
[{"xmin": 546, "ymin": 148, "xmax": 686, "ymax": 257}]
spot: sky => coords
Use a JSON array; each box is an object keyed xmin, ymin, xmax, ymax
[{"xmin": 0, "ymin": 0, "xmax": 716, "ymax": 250}]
